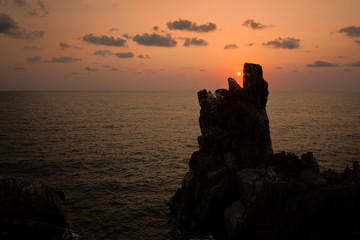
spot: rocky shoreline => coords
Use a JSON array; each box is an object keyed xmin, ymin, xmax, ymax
[{"xmin": 169, "ymin": 63, "xmax": 360, "ymax": 240}]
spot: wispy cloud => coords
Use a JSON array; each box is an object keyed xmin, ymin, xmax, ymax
[
  {"xmin": 26, "ymin": 55, "xmax": 46, "ymax": 63},
  {"xmin": 93, "ymin": 50, "xmax": 113, "ymax": 56},
  {"xmin": 242, "ymin": 19, "xmax": 270, "ymax": 30},
  {"xmin": 167, "ymin": 19, "xmax": 216, "ymax": 32},
  {"xmin": 355, "ymin": 40, "xmax": 360, "ymax": 46},
  {"xmin": 93, "ymin": 50, "xmax": 135, "ymax": 59},
  {"xmin": 85, "ymin": 67, "xmax": 98, "ymax": 72},
  {"xmin": 114, "ymin": 52, "xmax": 134, "ymax": 59},
  {"xmin": 59, "ymin": 42, "xmax": 70, "ymax": 49},
  {"xmin": 122, "ymin": 33, "xmax": 131, "ymax": 39},
  {"xmin": 133, "ymin": 33, "xmax": 177, "ymax": 47},
  {"xmin": 338, "ymin": 26, "xmax": 360, "ymax": 37},
  {"xmin": 82, "ymin": 33, "xmax": 126, "ymax": 47},
  {"xmin": 0, "ymin": 13, "xmax": 44, "ymax": 40},
  {"xmin": 183, "ymin": 37, "xmax": 208, "ymax": 47},
  {"xmin": 138, "ymin": 54, "xmax": 151, "ymax": 59},
  {"xmin": 224, "ymin": 44, "xmax": 238, "ymax": 50},
  {"xmin": 51, "ymin": 56, "xmax": 81, "ymax": 63},
  {"xmin": 2, "ymin": 0, "xmax": 49, "ymax": 16},
  {"xmin": 263, "ymin": 37, "xmax": 300, "ymax": 49},
  {"xmin": 27, "ymin": 0, "xmax": 49, "ymax": 16},
  {"xmin": 102, "ymin": 65, "xmax": 119, "ymax": 71},
  {"xmin": 306, "ymin": 61, "xmax": 339, "ymax": 67},
  {"xmin": 109, "ymin": 27, "xmax": 119, "ymax": 32}
]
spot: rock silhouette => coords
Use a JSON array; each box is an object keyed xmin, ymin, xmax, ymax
[
  {"xmin": 170, "ymin": 63, "xmax": 360, "ymax": 240},
  {"xmin": 0, "ymin": 177, "xmax": 74, "ymax": 240}
]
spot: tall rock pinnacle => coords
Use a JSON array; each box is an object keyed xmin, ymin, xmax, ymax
[{"xmin": 170, "ymin": 62, "xmax": 273, "ymax": 232}]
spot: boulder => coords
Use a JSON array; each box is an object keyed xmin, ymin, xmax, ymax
[{"xmin": 0, "ymin": 177, "xmax": 74, "ymax": 240}]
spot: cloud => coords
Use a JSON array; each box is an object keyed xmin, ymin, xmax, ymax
[
  {"xmin": 28, "ymin": 0, "xmax": 49, "ymax": 16},
  {"xmin": 2, "ymin": 0, "xmax": 49, "ymax": 16},
  {"xmin": 0, "ymin": 13, "xmax": 44, "ymax": 40},
  {"xmin": 93, "ymin": 50, "xmax": 134, "ymax": 59},
  {"xmin": 242, "ymin": 19, "xmax": 270, "ymax": 30},
  {"xmin": 338, "ymin": 26, "xmax": 360, "ymax": 37},
  {"xmin": 102, "ymin": 65, "xmax": 119, "ymax": 71},
  {"xmin": 114, "ymin": 52, "xmax": 134, "ymax": 58},
  {"xmin": 183, "ymin": 37, "xmax": 208, "ymax": 47},
  {"xmin": 224, "ymin": 44, "xmax": 238, "ymax": 50},
  {"xmin": 85, "ymin": 67, "xmax": 98, "ymax": 72},
  {"xmin": 51, "ymin": 56, "xmax": 81, "ymax": 63},
  {"xmin": 122, "ymin": 33, "xmax": 131, "ymax": 39},
  {"xmin": 137, "ymin": 54, "xmax": 151, "ymax": 59},
  {"xmin": 306, "ymin": 61, "xmax": 339, "ymax": 67},
  {"xmin": 59, "ymin": 42, "xmax": 70, "ymax": 49},
  {"xmin": 167, "ymin": 19, "xmax": 216, "ymax": 32},
  {"xmin": 0, "ymin": 13, "xmax": 19, "ymax": 33},
  {"xmin": 82, "ymin": 33, "xmax": 126, "ymax": 47},
  {"xmin": 93, "ymin": 50, "xmax": 113, "ymax": 56},
  {"xmin": 346, "ymin": 61, "xmax": 360, "ymax": 67},
  {"xmin": 356, "ymin": 40, "xmax": 360, "ymax": 46},
  {"xmin": 276, "ymin": 67, "xmax": 283, "ymax": 69},
  {"xmin": 109, "ymin": 27, "xmax": 119, "ymax": 32},
  {"xmin": 133, "ymin": 33, "xmax": 177, "ymax": 47},
  {"xmin": 263, "ymin": 37, "xmax": 301, "ymax": 49},
  {"xmin": 26, "ymin": 55, "xmax": 45, "ymax": 63}
]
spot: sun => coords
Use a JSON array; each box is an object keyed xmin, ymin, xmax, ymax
[{"xmin": 237, "ymin": 72, "xmax": 241, "ymax": 76}]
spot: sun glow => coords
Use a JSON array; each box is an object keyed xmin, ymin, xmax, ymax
[{"xmin": 237, "ymin": 72, "xmax": 241, "ymax": 76}]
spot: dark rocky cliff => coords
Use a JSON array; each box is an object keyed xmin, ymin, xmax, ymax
[{"xmin": 169, "ymin": 63, "xmax": 360, "ymax": 240}]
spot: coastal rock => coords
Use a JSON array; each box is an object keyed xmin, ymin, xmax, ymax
[
  {"xmin": 170, "ymin": 63, "xmax": 273, "ymax": 233},
  {"xmin": 0, "ymin": 177, "xmax": 74, "ymax": 240},
  {"xmin": 170, "ymin": 62, "xmax": 360, "ymax": 239}
]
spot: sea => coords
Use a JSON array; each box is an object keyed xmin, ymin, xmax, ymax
[{"xmin": 0, "ymin": 91, "xmax": 359, "ymax": 240}]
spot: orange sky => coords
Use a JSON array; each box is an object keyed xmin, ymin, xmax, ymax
[{"xmin": 0, "ymin": 0, "xmax": 359, "ymax": 91}]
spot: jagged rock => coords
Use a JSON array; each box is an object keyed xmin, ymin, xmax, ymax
[
  {"xmin": 170, "ymin": 63, "xmax": 273, "ymax": 234},
  {"xmin": 0, "ymin": 177, "xmax": 74, "ymax": 240},
  {"xmin": 170, "ymin": 62, "xmax": 360, "ymax": 239}
]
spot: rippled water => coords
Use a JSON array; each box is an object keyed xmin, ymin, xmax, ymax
[{"xmin": 0, "ymin": 91, "xmax": 359, "ymax": 239}]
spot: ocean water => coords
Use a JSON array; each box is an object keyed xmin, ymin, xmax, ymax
[{"xmin": 0, "ymin": 91, "xmax": 359, "ymax": 239}]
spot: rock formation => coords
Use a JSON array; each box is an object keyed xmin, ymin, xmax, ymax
[
  {"xmin": 0, "ymin": 177, "xmax": 75, "ymax": 240},
  {"xmin": 170, "ymin": 63, "xmax": 360, "ymax": 240}
]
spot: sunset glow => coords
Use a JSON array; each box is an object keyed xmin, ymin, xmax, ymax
[{"xmin": 0, "ymin": 0, "xmax": 359, "ymax": 91}]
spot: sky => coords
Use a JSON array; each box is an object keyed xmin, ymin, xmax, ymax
[{"xmin": 0, "ymin": 0, "xmax": 359, "ymax": 91}]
